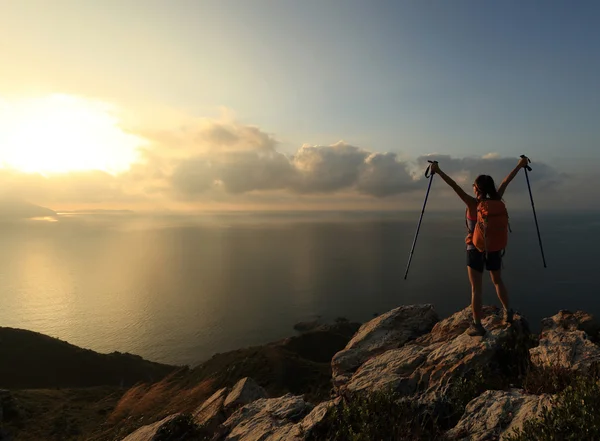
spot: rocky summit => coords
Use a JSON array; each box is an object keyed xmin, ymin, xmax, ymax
[{"xmin": 118, "ymin": 305, "xmax": 600, "ymax": 441}]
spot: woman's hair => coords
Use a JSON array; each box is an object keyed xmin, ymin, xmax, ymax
[{"xmin": 474, "ymin": 174, "xmax": 501, "ymax": 200}]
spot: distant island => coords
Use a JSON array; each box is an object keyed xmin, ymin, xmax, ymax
[
  {"xmin": 57, "ymin": 209, "xmax": 136, "ymax": 215},
  {"xmin": 0, "ymin": 198, "xmax": 57, "ymax": 220}
]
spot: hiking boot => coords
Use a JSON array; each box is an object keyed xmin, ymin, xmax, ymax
[
  {"xmin": 467, "ymin": 321, "xmax": 486, "ymax": 337},
  {"xmin": 503, "ymin": 308, "xmax": 514, "ymax": 324}
]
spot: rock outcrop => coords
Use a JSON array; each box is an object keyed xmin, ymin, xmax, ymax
[
  {"xmin": 215, "ymin": 395, "xmax": 339, "ymax": 441},
  {"xmin": 341, "ymin": 306, "xmax": 528, "ymax": 398},
  {"xmin": 446, "ymin": 389, "xmax": 553, "ymax": 440},
  {"xmin": 216, "ymin": 394, "xmax": 313, "ymax": 440},
  {"xmin": 331, "ymin": 304, "xmax": 439, "ymax": 389},
  {"xmin": 119, "ymin": 305, "xmax": 600, "ymax": 441},
  {"xmin": 126, "ymin": 393, "xmax": 336, "ymax": 441},
  {"xmin": 223, "ymin": 377, "xmax": 267, "ymax": 412},
  {"xmin": 194, "ymin": 387, "xmax": 230, "ymax": 432},
  {"xmin": 121, "ymin": 414, "xmax": 181, "ymax": 441},
  {"xmin": 530, "ymin": 310, "xmax": 600, "ymax": 373},
  {"xmin": 192, "ymin": 377, "xmax": 268, "ymax": 434}
]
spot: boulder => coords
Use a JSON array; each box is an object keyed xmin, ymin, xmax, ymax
[
  {"xmin": 121, "ymin": 414, "xmax": 181, "ymax": 441},
  {"xmin": 217, "ymin": 394, "xmax": 314, "ymax": 441},
  {"xmin": 343, "ymin": 306, "xmax": 529, "ymax": 397},
  {"xmin": 530, "ymin": 310, "xmax": 600, "ymax": 373},
  {"xmin": 192, "ymin": 378, "xmax": 267, "ymax": 435},
  {"xmin": 331, "ymin": 304, "xmax": 439, "ymax": 389},
  {"xmin": 194, "ymin": 387, "xmax": 229, "ymax": 431},
  {"xmin": 446, "ymin": 389, "xmax": 553, "ymax": 440},
  {"xmin": 294, "ymin": 398, "xmax": 340, "ymax": 437},
  {"xmin": 224, "ymin": 377, "xmax": 267, "ymax": 412},
  {"xmin": 541, "ymin": 310, "xmax": 600, "ymax": 339}
]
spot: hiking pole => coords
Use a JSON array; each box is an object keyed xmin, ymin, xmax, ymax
[
  {"xmin": 404, "ymin": 160, "xmax": 437, "ymax": 280},
  {"xmin": 520, "ymin": 155, "xmax": 547, "ymax": 268}
]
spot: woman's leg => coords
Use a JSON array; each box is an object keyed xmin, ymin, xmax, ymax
[
  {"xmin": 490, "ymin": 269, "xmax": 509, "ymax": 311},
  {"xmin": 467, "ymin": 266, "xmax": 484, "ymax": 323}
]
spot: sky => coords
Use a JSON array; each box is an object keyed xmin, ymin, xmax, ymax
[{"xmin": 0, "ymin": 0, "xmax": 598, "ymax": 214}]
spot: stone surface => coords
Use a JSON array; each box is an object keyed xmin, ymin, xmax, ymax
[
  {"xmin": 446, "ymin": 389, "xmax": 553, "ymax": 440},
  {"xmin": 295, "ymin": 398, "xmax": 339, "ymax": 436},
  {"xmin": 331, "ymin": 304, "xmax": 439, "ymax": 389},
  {"xmin": 530, "ymin": 310, "xmax": 600, "ymax": 373},
  {"xmin": 217, "ymin": 394, "xmax": 314, "ymax": 441},
  {"xmin": 224, "ymin": 377, "xmax": 267, "ymax": 412},
  {"xmin": 194, "ymin": 387, "xmax": 229, "ymax": 431},
  {"xmin": 121, "ymin": 414, "xmax": 181, "ymax": 441},
  {"xmin": 541, "ymin": 310, "xmax": 600, "ymax": 338}
]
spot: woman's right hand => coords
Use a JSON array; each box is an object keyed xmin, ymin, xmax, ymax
[{"xmin": 430, "ymin": 161, "xmax": 440, "ymax": 174}]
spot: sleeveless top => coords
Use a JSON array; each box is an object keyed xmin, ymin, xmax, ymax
[{"xmin": 466, "ymin": 209, "xmax": 476, "ymax": 251}]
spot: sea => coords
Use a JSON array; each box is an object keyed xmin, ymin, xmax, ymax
[{"xmin": 0, "ymin": 210, "xmax": 598, "ymax": 367}]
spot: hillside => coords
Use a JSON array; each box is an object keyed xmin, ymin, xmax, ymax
[
  {"xmin": 0, "ymin": 321, "xmax": 360, "ymax": 441},
  {"xmin": 100, "ymin": 321, "xmax": 361, "ymax": 440},
  {"xmin": 0, "ymin": 327, "xmax": 178, "ymax": 389},
  {"xmin": 5, "ymin": 306, "xmax": 600, "ymax": 440}
]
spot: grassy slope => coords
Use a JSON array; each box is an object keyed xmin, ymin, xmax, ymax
[
  {"xmin": 102, "ymin": 322, "xmax": 361, "ymax": 440},
  {"xmin": 1, "ymin": 387, "xmax": 125, "ymax": 441}
]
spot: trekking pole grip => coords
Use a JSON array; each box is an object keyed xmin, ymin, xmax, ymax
[
  {"xmin": 425, "ymin": 160, "xmax": 438, "ymax": 178},
  {"xmin": 520, "ymin": 155, "xmax": 532, "ymax": 172}
]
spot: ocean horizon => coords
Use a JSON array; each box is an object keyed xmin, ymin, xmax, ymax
[{"xmin": 0, "ymin": 209, "xmax": 597, "ymax": 367}]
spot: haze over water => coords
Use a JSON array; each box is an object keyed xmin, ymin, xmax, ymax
[{"xmin": 0, "ymin": 210, "xmax": 596, "ymax": 366}]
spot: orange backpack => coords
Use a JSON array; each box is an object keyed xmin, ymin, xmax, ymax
[{"xmin": 472, "ymin": 199, "xmax": 509, "ymax": 253}]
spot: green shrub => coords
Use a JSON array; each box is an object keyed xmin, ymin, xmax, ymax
[
  {"xmin": 493, "ymin": 330, "xmax": 538, "ymax": 389},
  {"xmin": 306, "ymin": 390, "xmax": 445, "ymax": 441},
  {"xmin": 441, "ymin": 368, "xmax": 488, "ymax": 423},
  {"xmin": 307, "ymin": 369, "xmax": 489, "ymax": 441},
  {"xmin": 152, "ymin": 414, "xmax": 211, "ymax": 441},
  {"xmin": 505, "ymin": 375, "xmax": 600, "ymax": 441},
  {"xmin": 522, "ymin": 364, "xmax": 574, "ymax": 395}
]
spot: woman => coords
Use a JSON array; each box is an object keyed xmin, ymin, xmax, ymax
[{"xmin": 430, "ymin": 157, "xmax": 529, "ymax": 336}]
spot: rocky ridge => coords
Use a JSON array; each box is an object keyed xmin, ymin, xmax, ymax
[{"xmin": 121, "ymin": 305, "xmax": 600, "ymax": 440}]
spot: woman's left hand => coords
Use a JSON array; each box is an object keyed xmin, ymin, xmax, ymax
[{"xmin": 518, "ymin": 156, "xmax": 529, "ymax": 169}]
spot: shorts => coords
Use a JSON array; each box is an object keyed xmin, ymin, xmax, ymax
[{"xmin": 467, "ymin": 249, "xmax": 502, "ymax": 272}]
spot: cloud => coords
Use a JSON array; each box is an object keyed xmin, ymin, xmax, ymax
[
  {"xmin": 0, "ymin": 112, "xmax": 584, "ymax": 212},
  {"xmin": 414, "ymin": 153, "xmax": 574, "ymax": 211},
  {"xmin": 216, "ymin": 151, "xmax": 293, "ymax": 194},
  {"xmin": 290, "ymin": 142, "xmax": 370, "ymax": 193},
  {"xmin": 169, "ymin": 150, "xmax": 294, "ymax": 197},
  {"xmin": 164, "ymin": 137, "xmax": 418, "ymax": 199},
  {"xmin": 356, "ymin": 152, "xmax": 417, "ymax": 197},
  {"xmin": 417, "ymin": 153, "xmax": 564, "ymax": 188},
  {"xmin": 482, "ymin": 152, "xmax": 501, "ymax": 160},
  {"xmin": 140, "ymin": 119, "xmax": 277, "ymax": 157}
]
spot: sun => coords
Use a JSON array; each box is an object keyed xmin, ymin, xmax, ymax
[{"xmin": 0, "ymin": 94, "xmax": 146, "ymax": 174}]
